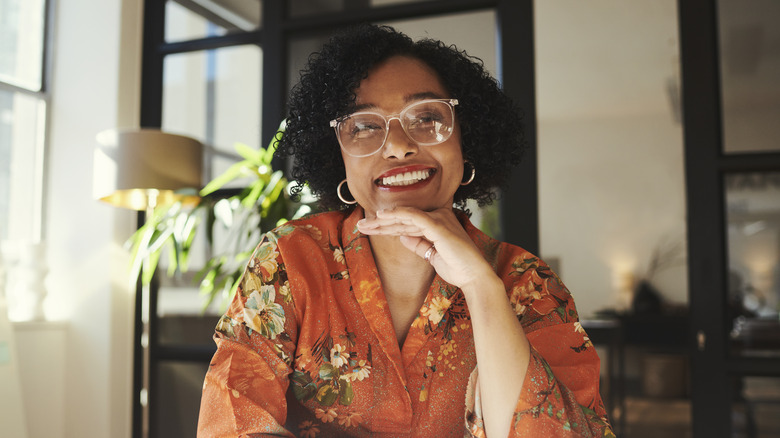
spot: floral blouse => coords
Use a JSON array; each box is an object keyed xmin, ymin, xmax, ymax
[{"xmin": 197, "ymin": 207, "xmax": 614, "ymax": 437}]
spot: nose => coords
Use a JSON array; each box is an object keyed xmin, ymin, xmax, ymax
[{"xmin": 381, "ymin": 118, "xmax": 418, "ymax": 159}]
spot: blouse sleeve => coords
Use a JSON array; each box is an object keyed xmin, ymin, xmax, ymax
[
  {"xmin": 197, "ymin": 233, "xmax": 299, "ymax": 437},
  {"xmin": 465, "ymin": 253, "xmax": 615, "ymax": 438}
]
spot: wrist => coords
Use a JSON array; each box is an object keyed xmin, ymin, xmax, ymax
[{"xmin": 460, "ymin": 271, "xmax": 505, "ymax": 302}]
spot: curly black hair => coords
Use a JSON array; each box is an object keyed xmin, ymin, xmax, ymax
[{"xmin": 276, "ymin": 24, "xmax": 525, "ymax": 211}]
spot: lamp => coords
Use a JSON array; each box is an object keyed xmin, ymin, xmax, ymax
[
  {"xmin": 93, "ymin": 128, "xmax": 203, "ymax": 211},
  {"xmin": 93, "ymin": 128, "xmax": 203, "ymax": 438}
]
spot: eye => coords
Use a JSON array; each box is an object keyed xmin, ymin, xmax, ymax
[
  {"xmin": 349, "ymin": 120, "xmax": 384, "ymax": 139},
  {"xmin": 408, "ymin": 110, "xmax": 444, "ymax": 130}
]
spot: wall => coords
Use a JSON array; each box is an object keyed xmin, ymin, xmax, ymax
[
  {"xmin": 44, "ymin": 0, "xmax": 141, "ymax": 437},
  {"xmin": 538, "ymin": 114, "xmax": 687, "ymax": 317},
  {"xmin": 535, "ymin": 0, "xmax": 688, "ymax": 317}
]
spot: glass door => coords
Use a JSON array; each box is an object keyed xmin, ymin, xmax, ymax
[
  {"xmin": 719, "ymin": 2, "xmax": 780, "ymax": 436},
  {"xmin": 680, "ymin": 1, "xmax": 780, "ymax": 436}
]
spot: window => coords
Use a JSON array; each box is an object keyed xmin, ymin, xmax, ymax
[{"xmin": 0, "ymin": 0, "xmax": 49, "ymax": 242}]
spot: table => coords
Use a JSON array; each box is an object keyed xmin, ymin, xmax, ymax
[{"xmin": 582, "ymin": 312, "xmax": 690, "ymax": 436}]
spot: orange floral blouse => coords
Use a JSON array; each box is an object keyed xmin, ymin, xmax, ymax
[{"xmin": 197, "ymin": 207, "xmax": 614, "ymax": 437}]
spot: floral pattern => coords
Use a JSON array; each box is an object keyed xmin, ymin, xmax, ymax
[
  {"xmin": 315, "ymin": 408, "xmax": 337, "ymax": 423},
  {"xmin": 299, "ymin": 421, "xmax": 320, "ymax": 438},
  {"xmin": 249, "ymin": 241, "xmax": 279, "ymax": 282},
  {"xmin": 198, "ymin": 208, "xmax": 614, "ymax": 437},
  {"xmin": 423, "ymin": 296, "xmax": 451, "ymax": 325},
  {"xmin": 242, "ymin": 286, "xmax": 286, "ymax": 339}
]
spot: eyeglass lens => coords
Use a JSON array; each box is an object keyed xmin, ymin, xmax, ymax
[{"xmin": 336, "ymin": 100, "xmax": 455, "ymax": 157}]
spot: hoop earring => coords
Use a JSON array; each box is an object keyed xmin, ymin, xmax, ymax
[
  {"xmin": 337, "ymin": 179, "xmax": 357, "ymax": 205},
  {"xmin": 461, "ymin": 160, "xmax": 476, "ymax": 186}
]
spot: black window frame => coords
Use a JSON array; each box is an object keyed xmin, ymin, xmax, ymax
[{"xmin": 679, "ymin": 0, "xmax": 780, "ymax": 436}]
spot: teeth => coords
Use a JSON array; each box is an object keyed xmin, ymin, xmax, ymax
[{"xmin": 380, "ymin": 169, "xmax": 432, "ymax": 186}]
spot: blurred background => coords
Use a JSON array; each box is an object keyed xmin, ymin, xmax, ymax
[{"xmin": 1, "ymin": 0, "xmax": 779, "ymax": 437}]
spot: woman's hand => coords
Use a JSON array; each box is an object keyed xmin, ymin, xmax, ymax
[
  {"xmin": 359, "ymin": 207, "xmax": 530, "ymax": 438},
  {"xmin": 356, "ymin": 207, "xmax": 494, "ymax": 291}
]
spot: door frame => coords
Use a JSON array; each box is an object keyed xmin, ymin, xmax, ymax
[{"xmin": 679, "ymin": 1, "xmax": 780, "ymax": 436}]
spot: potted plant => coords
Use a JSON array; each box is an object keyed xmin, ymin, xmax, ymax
[{"xmin": 126, "ymin": 123, "xmax": 314, "ymax": 311}]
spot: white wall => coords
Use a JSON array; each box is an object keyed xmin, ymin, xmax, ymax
[
  {"xmin": 45, "ymin": 0, "xmax": 141, "ymax": 437},
  {"xmin": 538, "ymin": 115, "xmax": 687, "ymax": 317},
  {"xmin": 535, "ymin": 0, "xmax": 688, "ymax": 317}
]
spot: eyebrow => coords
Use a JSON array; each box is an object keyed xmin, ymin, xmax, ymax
[{"xmin": 351, "ymin": 91, "xmax": 446, "ymax": 113}]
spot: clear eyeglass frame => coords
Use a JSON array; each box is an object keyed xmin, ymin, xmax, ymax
[{"xmin": 329, "ymin": 98, "xmax": 459, "ymax": 157}]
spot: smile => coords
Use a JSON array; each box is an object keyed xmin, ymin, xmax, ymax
[{"xmin": 376, "ymin": 169, "xmax": 435, "ymax": 187}]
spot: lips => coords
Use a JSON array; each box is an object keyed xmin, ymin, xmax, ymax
[{"xmin": 375, "ymin": 167, "xmax": 436, "ymax": 187}]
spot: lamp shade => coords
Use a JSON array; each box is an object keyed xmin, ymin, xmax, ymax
[{"xmin": 93, "ymin": 128, "xmax": 203, "ymax": 210}]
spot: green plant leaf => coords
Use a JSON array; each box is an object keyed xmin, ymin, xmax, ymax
[
  {"xmin": 194, "ymin": 257, "xmax": 219, "ymax": 284},
  {"xmin": 124, "ymin": 121, "xmax": 316, "ymax": 313},
  {"xmin": 199, "ymin": 284, "xmax": 219, "ymax": 312},
  {"xmin": 212, "ymin": 273, "xmax": 232, "ymax": 298},
  {"xmin": 177, "ymin": 210, "xmax": 201, "ymax": 272},
  {"xmin": 226, "ymin": 278, "xmax": 242, "ymax": 307},
  {"xmin": 241, "ymin": 180, "xmax": 266, "ymax": 209},
  {"xmin": 166, "ymin": 238, "xmax": 179, "ymax": 277},
  {"xmin": 147, "ymin": 230, "xmax": 174, "ymax": 260},
  {"xmin": 234, "ymin": 142, "xmax": 260, "ymax": 162},
  {"xmin": 200, "ymin": 160, "xmax": 250, "ymax": 196},
  {"xmin": 214, "ymin": 198, "xmax": 235, "ymax": 227},
  {"xmin": 128, "ymin": 220, "xmax": 158, "ymax": 285},
  {"xmin": 262, "ymin": 171, "xmax": 286, "ymax": 204},
  {"xmin": 291, "ymin": 204, "xmax": 312, "ymax": 220},
  {"xmin": 198, "ymin": 260, "xmax": 221, "ymax": 291},
  {"xmin": 141, "ymin": 248, "xmax": 162, "ymax": 286}
]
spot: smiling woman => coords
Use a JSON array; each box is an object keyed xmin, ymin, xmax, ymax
[
  {"xmin": 197, "ymin": 24, "xmax": 614, "ymax": 438},
  {"xmin": 279, "ymin": 25, "xmax": 523, "ymax": 213},
  {"xmin": 336, "ymin": 56, "xmax": 464, "ymax": 216}
]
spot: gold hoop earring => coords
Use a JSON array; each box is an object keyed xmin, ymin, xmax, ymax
[
  {"xmin": 461, "ymin": 160, "xmax": 476, "ymax": 186},
  {"xmin": 337, "ymin": 179, "xmax": 357, "ymax": 205}
]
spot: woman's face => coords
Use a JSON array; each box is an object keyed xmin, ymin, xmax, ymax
[{"xmin": 341, "ymin": 55, "xmax": 464, "ymax": 217}]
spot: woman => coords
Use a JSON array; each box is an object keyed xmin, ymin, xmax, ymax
[{"xmin": 198, "ymin": 24, "xmax": 613, "ymax": 438}]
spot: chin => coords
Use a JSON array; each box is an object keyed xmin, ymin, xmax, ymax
[{"xmin": 374, "ymin": 198, "xmax": 454, "ymax": 213}]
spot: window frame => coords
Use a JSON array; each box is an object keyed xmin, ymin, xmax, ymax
[
  {"xmin": 0, "ymin": 0, "xmax": 53, "ymax": 243},
  {"xmin": 679, "ymin": 1, "xmax": 780, "ymax": 436}
]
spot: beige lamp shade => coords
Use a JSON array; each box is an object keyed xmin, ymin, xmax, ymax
[{"xmin": 93, "ymin": 128, "xmax": 203, "ymax": 210}]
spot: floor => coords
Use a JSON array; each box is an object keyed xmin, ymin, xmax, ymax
[
  {"xmin": 599, "ymin": 353, "xmax": 780, "ymax": 438},
  {"xmin": 620, "ymin": 397, "xmax": 692, "ymax": 438},
  {"xmin": 617, "ymin": 395, "xmax": 780, "ymax": 438}
]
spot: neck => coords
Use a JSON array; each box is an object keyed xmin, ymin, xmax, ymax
[{"xmin": 370, "ymin": 234, "xmax": 434, "ymax": 299}]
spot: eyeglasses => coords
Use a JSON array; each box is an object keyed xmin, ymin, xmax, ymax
[{"xmin": 329, "ymin": 98, "xmax": 459, "ymax": 157}]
